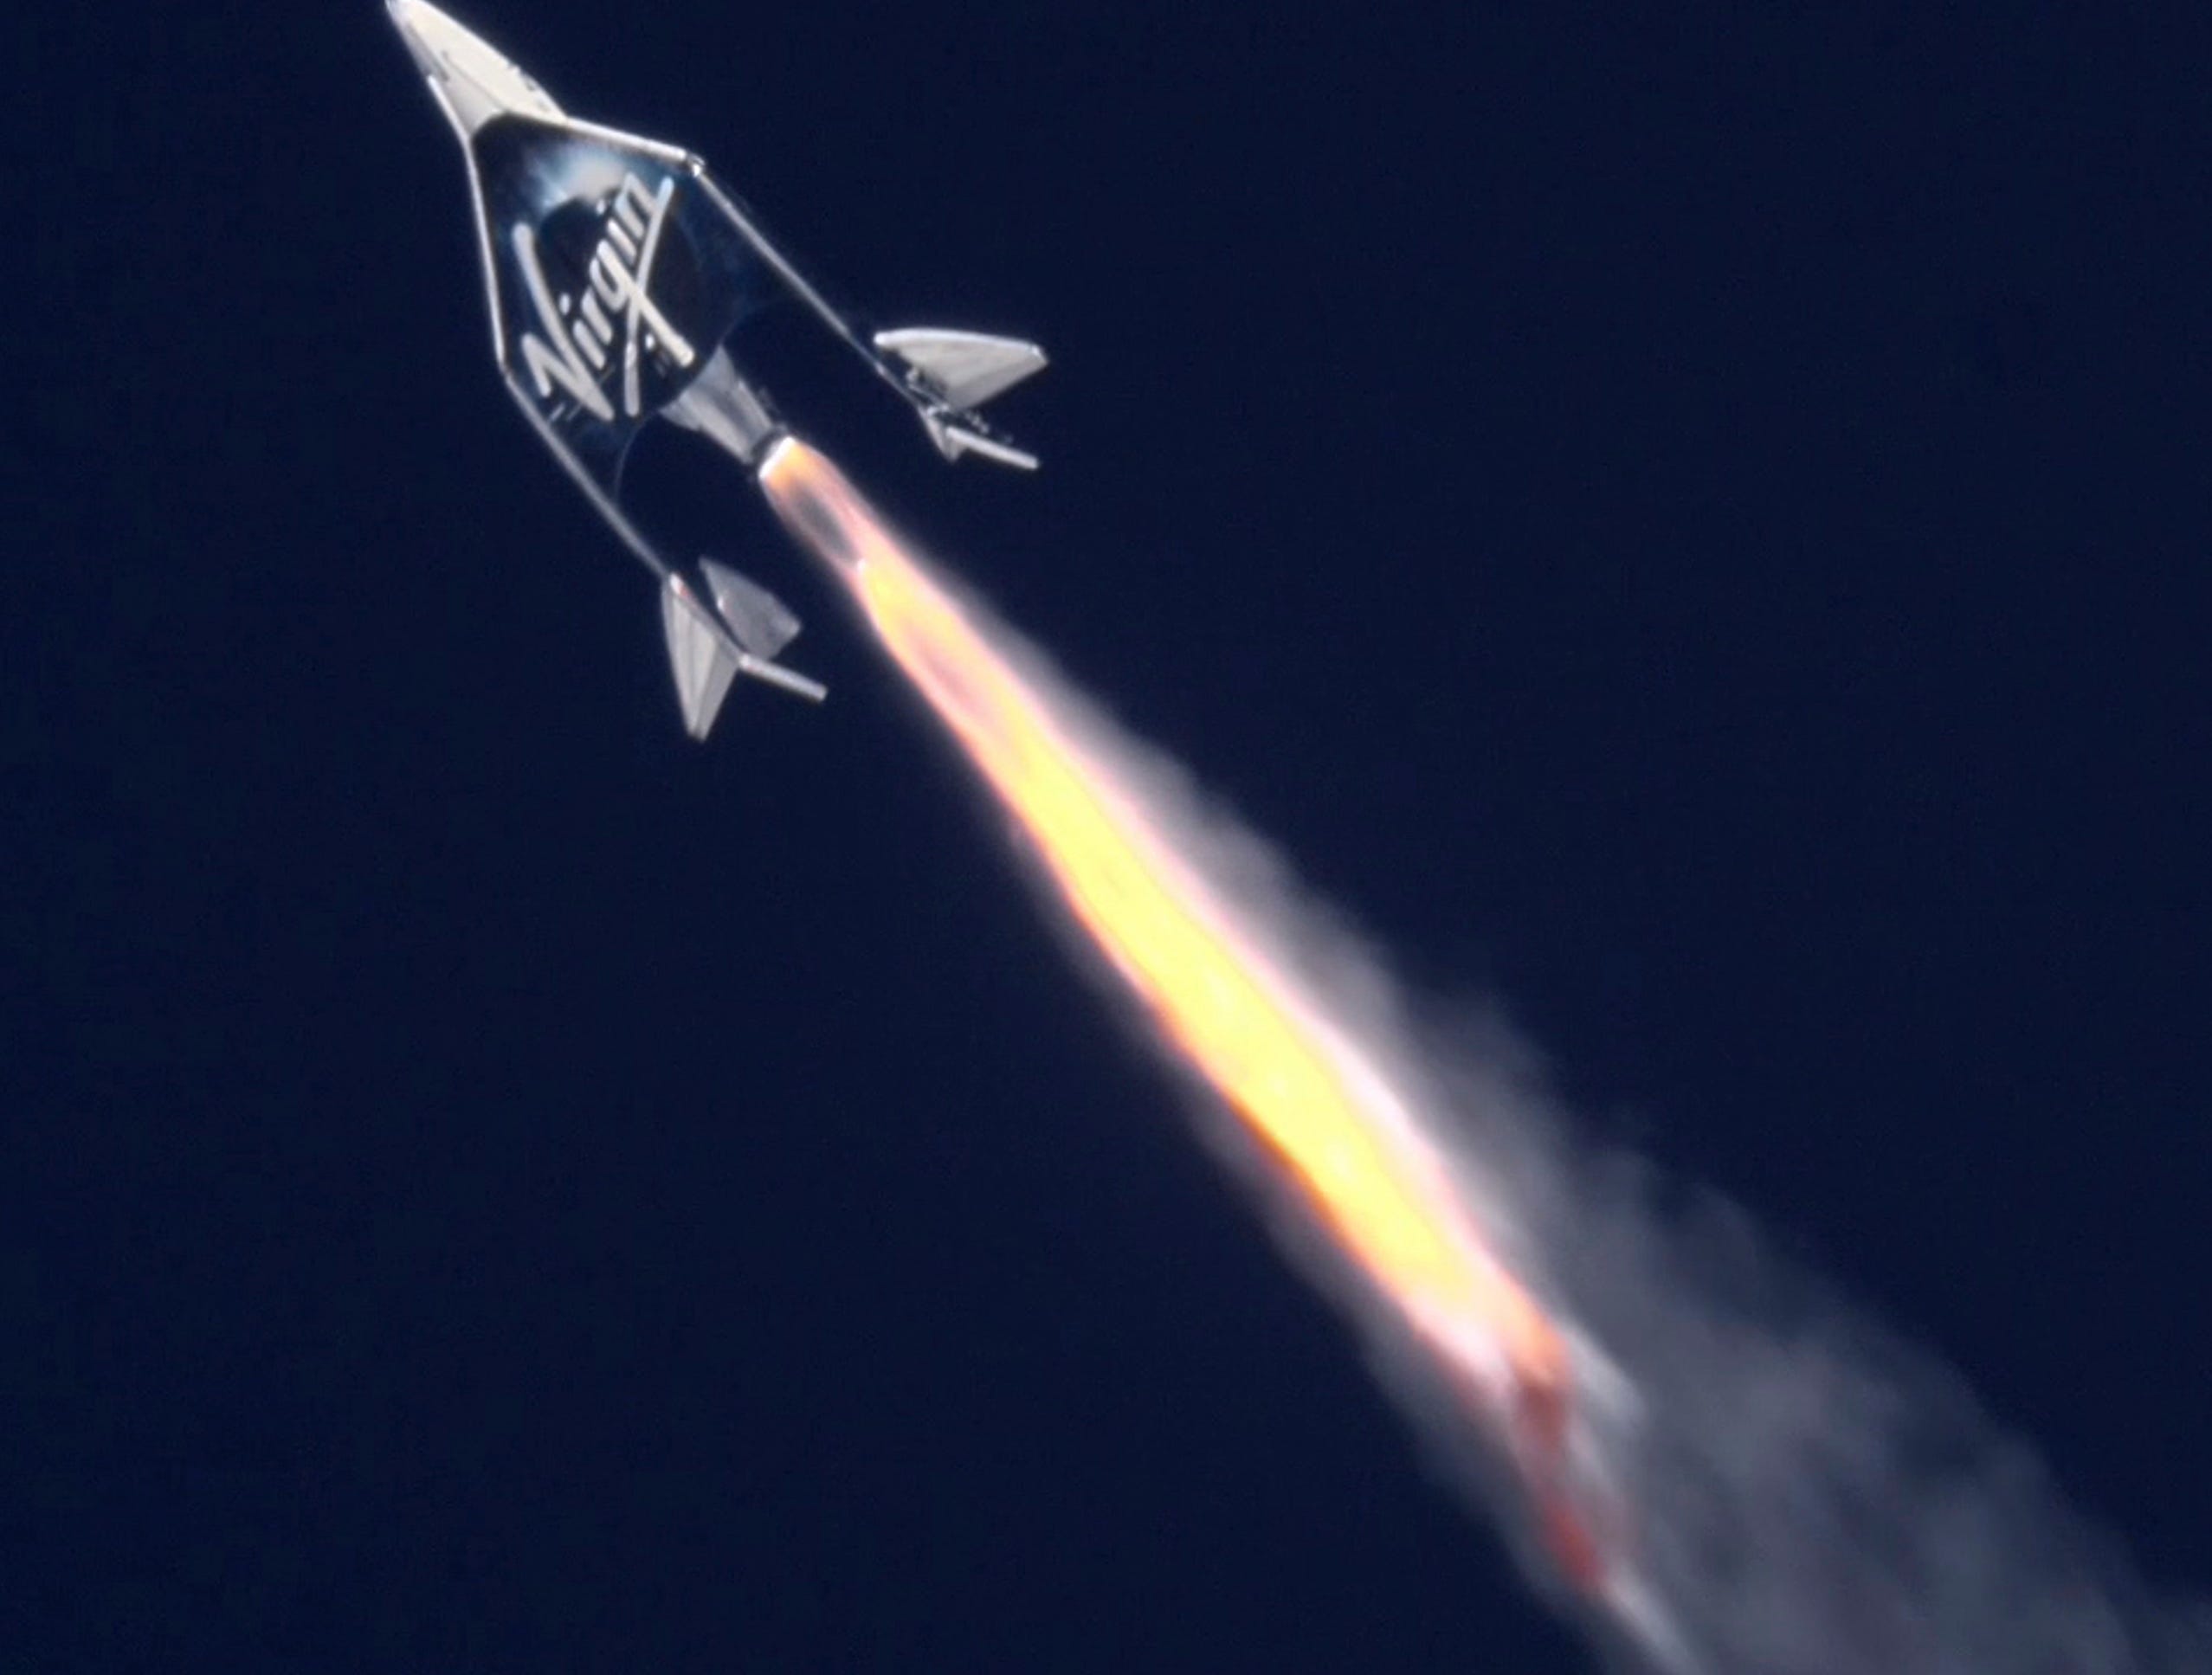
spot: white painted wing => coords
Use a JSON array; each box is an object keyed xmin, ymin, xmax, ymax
[{"xmin": 873, "ymin": 328, "xmax": 1048, "ymax": 410}]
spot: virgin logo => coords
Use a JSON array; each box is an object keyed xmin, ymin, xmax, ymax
[{"xmin": 513, "ymin": 172, "xmax": 696, "ymax": 423}]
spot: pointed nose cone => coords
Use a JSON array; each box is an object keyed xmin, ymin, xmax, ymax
[{"xmin": 387, "ymin": 0, "xmax": 564, "ymax": 140}]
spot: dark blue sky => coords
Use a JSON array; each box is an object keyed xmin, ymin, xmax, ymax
[{"xmin": 12, "ymin": 4, "xmax": 2210, "ymax": 1668}]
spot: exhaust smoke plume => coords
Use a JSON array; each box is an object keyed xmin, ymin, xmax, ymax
[{"xmin": 758, "ymin": 437, "xmax": 2207, "ymax": 1673}]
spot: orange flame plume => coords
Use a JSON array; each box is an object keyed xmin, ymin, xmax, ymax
[{"xmin": 758, "ymin": 438, "xmax": 1606, "ymax": 1592}]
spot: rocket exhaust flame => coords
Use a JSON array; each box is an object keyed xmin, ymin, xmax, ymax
[
  {"xmin": 756, "ymin": 437, "xmax": 2209, "ymax": 1672},
  {"xmin": 759, "ymin": 440, "xmax": 1615, "ymax": 1596},
  {"xmin": 391, "ymin": 4, "xmax": 2200, "ymax": 1652}
]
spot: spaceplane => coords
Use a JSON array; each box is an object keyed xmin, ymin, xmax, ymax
[{"xmin": 389, "ymin": 0, "xmax": 1047, "ymax": 737}]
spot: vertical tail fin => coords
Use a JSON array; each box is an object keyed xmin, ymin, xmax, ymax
[
  {"xmin": 700, "ymin": 558, "xmax": 803, "ymax": 659},
  {"xmin": 873, "ymin": 328, "xmax": 1047, "ymax": 409},
  {"xmin": 660, "ymin": 576, "xmax": 741, "ymax": 740}
]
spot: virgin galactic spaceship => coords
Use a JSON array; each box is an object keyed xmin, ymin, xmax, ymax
[{"xmin": 387, "ymin": 0, "xmax": 1048, "ymax": 737}]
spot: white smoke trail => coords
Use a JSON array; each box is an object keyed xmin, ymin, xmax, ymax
[
  {"xmin": 1025, "ymin": 627, "xmax": 2212, "ymax": 1672},
  {"xmin": 772, "ymin": 461, "xmax": 2210, "ymax": 1672}
]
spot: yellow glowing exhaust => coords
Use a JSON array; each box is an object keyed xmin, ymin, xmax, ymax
[{"xmin": 758, "ymin": 438, "xmax": 1603, "ymax": 1589}]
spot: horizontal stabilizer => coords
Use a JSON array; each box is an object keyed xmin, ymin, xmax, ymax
[
  {"xmin": 732, "ymin": 654, "xmax": 827, "ymax": 705},
  {"xmin": 700, "ymin": 558, "xmax": 802, "ymax": 659},
  {"xmin": 661, "ymin": 575, "xmax": 740, "ymax": 741},
  {"xmin": 921, "ymin": 409, "xmax": 1039, "ymax": 472},
  {"xmin": 874, "ymin": 328, "xmax": 1047, "ymax": 410}
]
